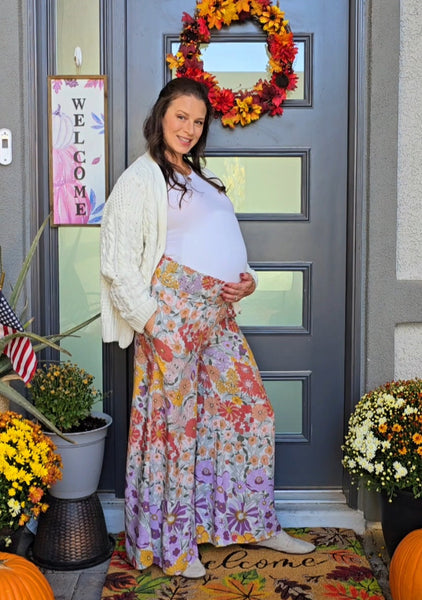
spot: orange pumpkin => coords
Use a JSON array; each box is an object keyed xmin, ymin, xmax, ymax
[
  {"xmin": 389, "ymin": 529, "xmax": 422, "ymax": 600},
  {"xmin": 0, "ymin": 552, "xmax": 54, "ymax": 599}
]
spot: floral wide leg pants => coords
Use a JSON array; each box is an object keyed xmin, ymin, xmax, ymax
[{"xmin": 125, "ymin": 256, "xmax": 281, "ymax": 575}]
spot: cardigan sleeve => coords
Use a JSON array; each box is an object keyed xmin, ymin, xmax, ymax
[{"xmin": 100, "ymin": 168, "xmax": 158, "ymax": 335}]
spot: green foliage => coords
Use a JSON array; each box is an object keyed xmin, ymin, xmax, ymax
[{"xmin": 28, "ymin": 362, "xmax": 103, "ymax": 432}]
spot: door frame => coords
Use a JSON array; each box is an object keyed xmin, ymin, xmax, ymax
[{"xmin": 29, "ymin": 0, "xmax": 367, "ymax": 502}]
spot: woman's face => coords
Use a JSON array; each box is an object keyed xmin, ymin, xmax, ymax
[{"xmin": 162, "ymin": 94, "xmax": 207, "ymax": 166}]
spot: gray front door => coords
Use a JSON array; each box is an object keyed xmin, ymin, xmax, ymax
[{"xmin": 106, "ymin": 0, "xmax": 349, "ymax": 493}]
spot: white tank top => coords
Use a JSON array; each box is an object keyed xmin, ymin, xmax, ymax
[{"xmin": 165, "ymin": 171, "xmax": 248, "ymax": 282}]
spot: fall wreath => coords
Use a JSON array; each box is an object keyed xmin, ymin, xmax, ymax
[{"xmin": 166, "ymin": 0, "xmax": 298, "ymax": 128}]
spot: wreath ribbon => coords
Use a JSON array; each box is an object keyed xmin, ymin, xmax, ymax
[{"xmin": 167, "ymin": 0, "xmax": 298, "ymax": 128}]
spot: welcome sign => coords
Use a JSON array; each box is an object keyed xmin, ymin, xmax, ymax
[{"xmin": 48, "ymin": 76, "xmax": 108, "ymax": 226}]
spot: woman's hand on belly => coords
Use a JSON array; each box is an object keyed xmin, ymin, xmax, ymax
[{"xmin": 222, "ymin": 272, "xmax": 256, "ymax": 303}]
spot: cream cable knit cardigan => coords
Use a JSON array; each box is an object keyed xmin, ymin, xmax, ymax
[
  {"xmin": 100, "ymin": 152, "xmax": 257, "ymax": 349},
  {"xmin": 100, "ymin": 153, "xmax": 168, "ymax": 349}
]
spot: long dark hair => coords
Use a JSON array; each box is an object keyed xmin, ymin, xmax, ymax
[{"xmin": 143, "ymin": 78, "xmax": 225, "ymax": 200}]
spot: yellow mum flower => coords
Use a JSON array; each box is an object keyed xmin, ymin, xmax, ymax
[
  {"xmin": 269, "ymin": 56, "xmax": 284, "ymax": 74},
  {"xmin": 259, "ymin": 5, "xmax": 285, "ymax": 33},
  {"xmin": 236, "ymin": 0, "xmax": 251, "ymax": 13},
  {"xmin": 235, "ymin": 96, "xmax": 262, "ymax": 126},
  {"xmin": 19, "ymin": 514, "xmax": 30, "ymax": 526},
  {"xmin": 250, "ymin": 0, "xmax": 264, "ymax": 16},
  {"xmin": 197, "ymin": 0, "xmax": 238, "ymax": 29},
  {"xmin": 413, "ymin": 433, "xmax": 422, "ymax": 444}
]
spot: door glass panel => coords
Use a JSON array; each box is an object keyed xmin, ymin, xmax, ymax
[
  {"xmin": 56, "ymin": 0, "xmax": 100, "ymax": 74},
  {"xmin": 202, "ymin": 41, "xmax": 269, "ymax": 92},
  {"xmin": 170, "ymin": 40, "xmax": 305, "ymax": 100},
  {"xmin": 237, "ymin": 270, "xmax": 303, "ymax": 328},
  {"xmin": 264, "ymin": 380, "xmax": 302, "ymax": 435},
  {"xmin": 287, "ymin": 41, "xmax": 305, "ymax": 100},
  {"xmin": 55, "ymin": 0, "xmax": 102, "ymax": 390},
  {"xmin": 206, "ymin": 156, "xmax": 302, "ymax": 214}
]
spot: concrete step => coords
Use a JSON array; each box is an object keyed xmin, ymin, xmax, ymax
[{"xmin": 100, "ymin": 489, "xmax": 366, "ymax": 536}]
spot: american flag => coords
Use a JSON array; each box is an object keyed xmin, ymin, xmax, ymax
[{"xmin": 0, "ymin": 290, "xmax": 37, "ymax": 383}]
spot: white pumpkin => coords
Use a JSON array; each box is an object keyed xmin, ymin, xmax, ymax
[{"xmin": 52, "ymin": 105, "xmax": 73, "ymax": 149}]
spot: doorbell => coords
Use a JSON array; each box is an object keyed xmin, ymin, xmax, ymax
[{"xmin": 0, "ymin": 128, "xmax": 12, "ymax": 165}]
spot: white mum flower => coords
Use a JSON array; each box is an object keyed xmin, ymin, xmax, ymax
[
  {"xmin": 393, "ymin": 461, "xmax": 408, "ymax": 479},
  {"xmin": 357, "ymin": 457, "xmax": 374, "ymax": 473},
  {"xmin": 360, "ymin": 431, "xmax": 380, "ymax": 460},
  {"xmin": 7, "ymin": 498, "xmax": 21, "ymax": 516}
]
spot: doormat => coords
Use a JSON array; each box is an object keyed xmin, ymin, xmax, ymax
[{"xmin": 101, "ymin": 528, "xmax": 385, "ymax": 599}]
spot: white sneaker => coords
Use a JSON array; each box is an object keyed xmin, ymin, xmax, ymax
[
  {"xmin": 181, "ymin": 558, "xmax": 206, "ymax": 578},
  {"xmin": 255, "ymin": 529, "xmax": 316, "ymax": 554}
]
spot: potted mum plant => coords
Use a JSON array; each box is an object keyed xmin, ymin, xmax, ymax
[
  {"xmin": 27, "ymin": 361, "xmax": 112, "ymax": 500},
  {"xmin": 28, "ymin": 362, "xmax": 114, "ymax": 570},
  {"xmin": 342, "ymin": 378, "xmax": 422, "ymax": 556},
  {"xmin": 0, "ymin": 411, "xmax": 62, "ymax": 551}
]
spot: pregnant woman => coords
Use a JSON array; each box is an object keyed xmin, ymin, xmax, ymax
[{"xmin": 100, "ymin": 77, "xmax": 315, "ymax": 579}]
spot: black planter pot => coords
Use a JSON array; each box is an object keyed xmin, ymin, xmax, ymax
[
  {"xmin": 380, "ymin": 490, "xmax": 422, "ymax": 558},
  {"xmin": 0, "ymin": 525, "xmax": 34, "ymax": 556}
]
